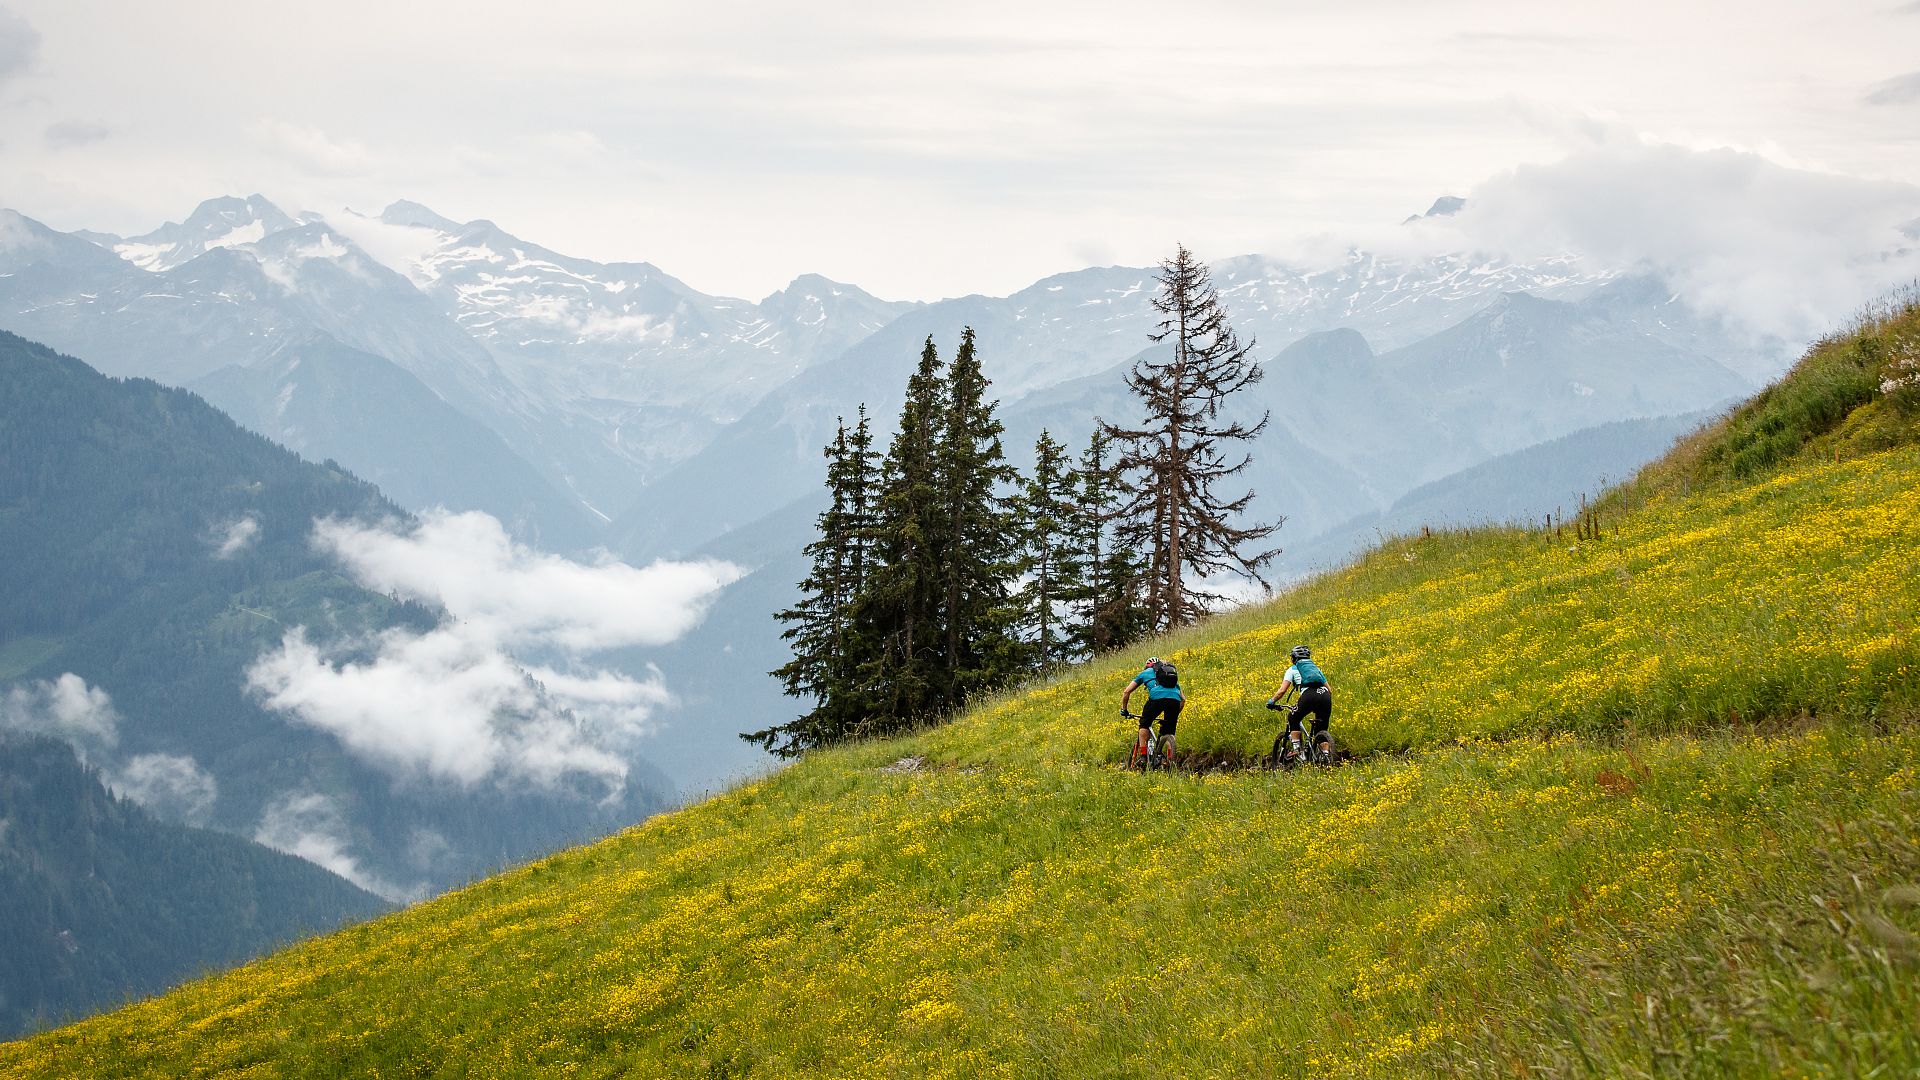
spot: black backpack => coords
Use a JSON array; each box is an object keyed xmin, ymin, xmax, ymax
[{"xmin": 1152, "ymin": 660, "xmax": 1178, "ymax": 688}]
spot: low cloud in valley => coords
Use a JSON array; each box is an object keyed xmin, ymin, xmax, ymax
[
  {"xmin": 212, "ymin": 515, "xmax": 260, "ymax": 559},
  {"xmin": 254, "ymin": 791, "xmax": 418, "ymax": 901},
  {"xmin": 246, "ymin": 511, "xmax": 739, "ymax": 793},
  {"xmin": 0, "ymin": 673, "xmax": 118, "ymax": 760},
  {"xmin": 109, "ymin": 753, "xmax": 219, "ymax": 825}
]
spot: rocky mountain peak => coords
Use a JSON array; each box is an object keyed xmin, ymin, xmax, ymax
[
  {"xmin": 1402, "ymin": 194, "xmax": 1468, "ymax": 225},
  {"xmin": 379, "ymin": 200, "xmax": 464, "ymax": 233},
  {"xmin": 112, "ymin": 194, "xmax": 299, "ymax": 272}
]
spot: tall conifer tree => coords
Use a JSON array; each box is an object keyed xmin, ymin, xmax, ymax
[
  {"xmin": 854, "ymin": 336, "xmax": 949, "ymax": 731},
  {"xmin": 1072, "ymin": 428, "xmax": 1150, "ymax": 655},
  {"xmin": 935, "ymin": 327, "xmax": 1020, "ymax": 700},
  {"xmin": 1013, "ymin": 429, "xmax": 1079, "ymax": 670},
  {"xmin": 1102, "ymin": 244, "xmax": 1280, "ymax": 630},
  {"xmin": 751, "ymin": 408, "xmax": 878, "ymax": 755}
]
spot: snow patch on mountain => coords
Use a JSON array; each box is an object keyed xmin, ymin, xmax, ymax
[
  {"xmin": 325, "ymin": 201, "xmax": 921, "ymax": 493},
  {"xmin": 205, "ymin": 220, "xmax": 267, "ymax": 252}
]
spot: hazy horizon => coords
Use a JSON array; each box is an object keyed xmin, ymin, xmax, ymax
[{"xmin": 1, "ymin": 1, "xmax": 1916, "ymax": 305}]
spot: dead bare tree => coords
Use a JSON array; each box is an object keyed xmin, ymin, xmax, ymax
[{"xmin": 1101, "ymin": 243, "xmax": 1281, "ymax": 629}]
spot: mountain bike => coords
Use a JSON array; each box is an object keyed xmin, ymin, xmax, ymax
[
  {"xmin": 1122, "ymin": 710, "xmax": 1172, "ymax": 772},
  {"xmin": 1264, "ymin": 700, "xmax": 1334, "ymax": 769}
]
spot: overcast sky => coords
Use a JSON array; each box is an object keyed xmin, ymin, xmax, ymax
[{"xmin": 0, "ymin": 1, "xmax": 1915, "ymax": 301}]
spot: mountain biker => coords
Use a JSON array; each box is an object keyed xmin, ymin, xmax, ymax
[
  {"xmin": 1267, "ymin": 644, "xmax": 1332, "ymax": 765},
  {"xmin": 1121, "ymin": 655, "xmax": 1183, "ymax": 765}
]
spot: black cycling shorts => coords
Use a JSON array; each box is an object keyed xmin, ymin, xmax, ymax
[
  {"xmin": 1140, "ymin": 698, "xmax": 1182, "ymax": 737},
  {"xmin": 1287, "ymin": 684, "xmax": 1332, "ymax": 733}
]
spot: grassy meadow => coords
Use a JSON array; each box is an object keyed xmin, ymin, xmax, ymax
[{"xmin": 4, "ymin": 299, "xmax": 1918, "ymax": 1077}]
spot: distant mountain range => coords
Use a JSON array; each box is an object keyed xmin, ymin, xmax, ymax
[
  {"xmin": 0, "ymin": 193, "xmax": 1789, "ymax": 794},
  {"xmin": 0, "ymin": 196, "xmax": 917, "ymax": 528}
]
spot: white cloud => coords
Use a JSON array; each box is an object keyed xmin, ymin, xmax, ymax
[
  {"xmin": 247, "ymin": 624, "xmax": 638, "ymax": 790},
  {"xmin": 311, "ymin": 510, "xmax": 741, "ymax": 652},
  {"xmin": 1381, "ymin": 140, "xmax": 1920, "ymax": 346},
  {"xmin": 212, "ymin": 515, "xmax": 260, "ymax": 558},
  {"xmin": 245, "ymin": 511, "xmax": 739, "ymax": 794},
  {"xmin": 251, "ymin": 120, "xmax": 373, "ymax": 177},
  {"xmin": 2, "ymin": 2, "xmax": 1916, "ymax": 302},
  {"xmin": 110, "ymin": 753, "xmax": 217, "ymax": 825},
  {"xmin": 0, "ymin": 673, "xmax": 118, "ymax": 760},
  {"xmin": 321, "ymin": 210, "xmax": 446, "ymax": 281},
  {"xmin": 253, "ymin": 791, "xmax": 419, "ymax": 902}
]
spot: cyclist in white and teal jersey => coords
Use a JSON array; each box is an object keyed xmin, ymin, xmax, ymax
[
  {"xmin": 1121, "ymin": 656, "xmax": 1184, "ymax": 762},
  {"xmin": 1267, "ymin": 644, "xmax": 1332, "ymax": 765}
]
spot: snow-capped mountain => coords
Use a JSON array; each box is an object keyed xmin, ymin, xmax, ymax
[
  {"xmin": 1, "ymin": 194, "xmax": 926, "ymax": 533},
  {"xmin": 7, "ymin": 193, "xmax": 1768, "ymax": 564},
  {"xmin": 604, "ymin": 251, "xmax": 1652, "ymax": 561},
  {"xmin": 331, "ymin": 202, "xmax": 919, "ymax": 492},
  {"xmin": 0, "ymin": 204, "xmax": 599, "ymax": 544},
  {"xmin": 1212, "ymin": 250, "xmax": 1605, "ymax": 353},
  {"xmin": 106, "ymin": 194, "xmax": 304, "ymax": 273}
]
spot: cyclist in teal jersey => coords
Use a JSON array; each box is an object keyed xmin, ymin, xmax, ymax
[
  {"xmin": 1121, "ymin": 655, "xmax": 1184, "ymax": 763},
  {"xmin": 1267, "ymin": 644, "xmax": 1333, "ymax": 765}
]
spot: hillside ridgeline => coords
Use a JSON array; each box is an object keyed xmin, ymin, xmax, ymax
[{"xmin": 0, "ymin": 736, "xmax": 388, "ymax": 1040}]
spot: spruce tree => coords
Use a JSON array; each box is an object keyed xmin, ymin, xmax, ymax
[
  {"xmin": 935, "ymin": 326, "xmax": 1021, "ymax": 701},
  {"xmin": 1102, "ymin": 244, "xmax": 1280, "ymax": 630},
  {"xmin": 1013, "ymin": 429, "xmax": 1080, "ymax": 670},
  {"xmin": 853, "ymin": 336, "xmax": 949, "ymax": 732},
  {"xmin": 750, "ymin": 409, "xmax": 879, "ymax": 755},
  {"xmin": 1072, "ymin": 427, "xmax": 1150, "ymax": 655}
]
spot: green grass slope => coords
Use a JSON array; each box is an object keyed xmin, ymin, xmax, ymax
[{"xmin": 4, "ymin": 299, "xmax": 1919, "ymax": 1077}]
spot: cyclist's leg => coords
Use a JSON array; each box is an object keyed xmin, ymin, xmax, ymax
[
  {"xmin": 1144, "ymin": 699, "xmax": 1175, "ymax": 757},
  {"xmin": 1284, "ymin": 699, "xmax": 1308, "ymax": 759},
  {"xmin": 1307, "ymin": 688, "xmax": 1334, "ymax": 763},
  {"xmin": 1135, "ymin": 706, "xmax": 1154, "ymax": 758}
]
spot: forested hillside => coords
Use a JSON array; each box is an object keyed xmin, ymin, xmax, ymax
[
  {"xmin": 3, "ymin": 302, "xmax": 1915, "ymax": 1076},
  {"xmin": 0, "ymin": 735, "xmax": 388, "ymax": 1039},
  {"xmin": 0, "ymin": 330, "xmax": 674, "ymax": 900}
]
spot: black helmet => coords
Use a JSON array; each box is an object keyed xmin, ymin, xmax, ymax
[{"xmin": 1290, "ymin": 644, "xmax": 1311, "ymax": 661}]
